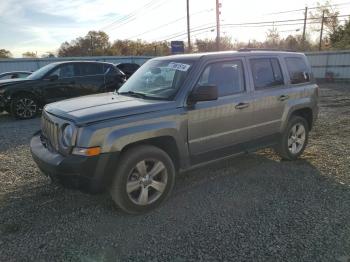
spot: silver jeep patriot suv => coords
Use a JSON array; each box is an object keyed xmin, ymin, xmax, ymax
[{"xmin": 30, "ymin": 51, "xmax": 319, "ymax": 214}]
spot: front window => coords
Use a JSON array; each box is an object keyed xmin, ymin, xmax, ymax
[
  {"xmin": 27, "ymin": 63, "xmax": 59, "ymax": 80},
  {"xmin": 197, "ymin": 60, "xmax": 245, "ymax": 96},
  {"xmin": 118, "ymin": 59, "xmax": 193, "ymax": 100}
]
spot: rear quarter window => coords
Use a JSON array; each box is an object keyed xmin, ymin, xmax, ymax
[{"xmin": 285, "ymin": 57, "xmax": 311, "ymax": 84}]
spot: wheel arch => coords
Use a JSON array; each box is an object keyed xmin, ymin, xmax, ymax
[
  {"xmin": 101, "ymin": 123, "xmax": 189, "ymax": 171},
  {"xmin": 282, "ymin": 104, "xmax": 314, "ymax": 132},
  {"xmin": 119, "ymin": 136, "xmax": 181, "ymax": 172},
  {"xmin": 290, "ymin": 107, "xmax": 313, "ymax": 130},
  {"xmin": 9, "ymin": 90, "xmax": 40, "ymax": 104}
]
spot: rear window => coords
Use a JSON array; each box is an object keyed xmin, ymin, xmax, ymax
[
  {"xmin": 75, "ymin": 63, "xmax": 104, "ymax": 76},
  {"xmin": 285, "ymin": 57, "xmax": 311, "ymax": 84},
  {"xmin": 250, "ymin": 58, "xmax": 284, "ymax": 89}
]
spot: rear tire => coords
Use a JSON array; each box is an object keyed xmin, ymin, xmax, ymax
[
  {"xmin": 110, "ymin": 145, "xmax": 175, "ymax": 214},
  {"xmin": 11, "ymin": 94, "xmax": 38, "ymax": 119},
  {"xmin": 275, "ymin": 116, "xmax": 309, "ymax": 161}
]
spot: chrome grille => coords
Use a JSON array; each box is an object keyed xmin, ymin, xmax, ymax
[{"xmin": 41, "ymin": 112, "xmax": 59, "ymax": 151}]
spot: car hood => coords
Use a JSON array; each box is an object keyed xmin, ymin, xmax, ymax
[
  {"xmin": 45, "ymin": 92, "xmax": 176, "ymax": 125},
  {"xmin": 0, "ymin": 78, "xmax": 32, "ymax": 88}
]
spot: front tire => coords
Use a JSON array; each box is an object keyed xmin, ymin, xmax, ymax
[
  {"xmin": 11, "ymin": 94, "xmax": 38, "ymax": 119},
  {"xmin": 110, "ymin": 145, "xmax": 175, "ymax": 214},
  {"xmin": 275, "ymin": 116, "xmax": 309, "ymax": 160}
]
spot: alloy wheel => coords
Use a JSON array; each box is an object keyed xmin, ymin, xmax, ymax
[
  {"xmin": 126, "ymin": 159, "xmax": 168, "ymax": 206},
  {"xmin": 15, "ymin": 98, "xmax": 37, "ymax": 118},
  {"xmin": 288, "ymin": 123, "xmax": 306, "ymax": 154}
]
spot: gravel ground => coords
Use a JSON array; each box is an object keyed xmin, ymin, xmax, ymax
[{"xmin": 0, "ymin": 83, "xmax": 349, "ymax": 262}]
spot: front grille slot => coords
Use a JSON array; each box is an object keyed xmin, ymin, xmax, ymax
[{"xmin": 41, "ymin": 113, "xmax": 59, "ymax": 151}]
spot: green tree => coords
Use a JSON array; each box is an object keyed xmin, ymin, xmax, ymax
[
  {"xmin": 0, "ymin": 49, "xmax": 12, "ymax": 58},
  {"xmin": 278, "ymin": 35, "xmax": 315, "ymax": 51},
  {"xmin": 329, "ymin": 19, "xmax": 350, "ymax": 49},
  {"xmin": 22, "ymin": 51, "xmax": 37, "ymax": 58}
]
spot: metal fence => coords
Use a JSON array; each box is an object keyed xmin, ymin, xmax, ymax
[
  {"xmin": 305, "ymin": 50, "xmax": 350, "ymax": 81},
  {"xmin": 0, "ymin": 51, "xmax": 349, "ymax": 81},
  {"xmin": 0, "ymin": 56, "xmax": 152, "ymax": 74}
]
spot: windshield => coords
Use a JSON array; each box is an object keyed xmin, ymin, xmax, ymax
[
  {"xmin": 27, "ymin": 63, "xmax": 58, "ymax": 80},
  {"xmin": 118, "ymin": 59, "xmax": 193, "ymax": 100}
]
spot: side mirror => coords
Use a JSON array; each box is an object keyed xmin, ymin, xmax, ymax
[
  {"xmin": 45, "ymin": 74, "xmax": 58, "ymax": 81},
  {"xmin": 188, "ymin": 85, "xmax": 218, "ymax": 104}
]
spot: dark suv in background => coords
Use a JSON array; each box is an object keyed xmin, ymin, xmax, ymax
[
  {"xmin": 116, "ymin": 63, "xmax": 140, "ymax": 79},
  {"xmin": 0, "ymin": 61, "xmax": 126, "ymax": 119}
]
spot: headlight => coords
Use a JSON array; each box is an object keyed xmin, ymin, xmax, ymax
[{"xmin": 61, "ymin": 124, "xmax": 75, "ymax": 147}]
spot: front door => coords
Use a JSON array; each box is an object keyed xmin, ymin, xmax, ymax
[
  {"xmin": 41, "ymin": 63, "xmax": 76, "ymax": 103},
  {"xmin": 187, "ymin": 59, "xmax": 256, "ymax": 163}
]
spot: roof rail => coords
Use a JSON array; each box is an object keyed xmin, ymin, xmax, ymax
[{"xmin": 237, "ymin": 48, "xmax": 295, "ymax": 52}]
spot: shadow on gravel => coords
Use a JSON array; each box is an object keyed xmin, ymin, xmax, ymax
[
  {"xmin": 1, "ymin": 153, "xmax": 349, "ymax": 261},
  {"xmin": 0, "ymin": 113, "xmax": 41, "ymax": 152}
]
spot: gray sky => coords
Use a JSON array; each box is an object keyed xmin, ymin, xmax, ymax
[{"xmin": 0, "ymin": 0, "xmax": 349, "ymax": 57}]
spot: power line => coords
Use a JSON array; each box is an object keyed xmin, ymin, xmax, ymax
[
  {"xmin": 178, "ymin": 29, "xmax": 216, "ymax": 41},
  {"xmin": 101, "ymin": 0, "xmax": 166, "ymax": 31},
  {"xmin": 149, "ymin": 22, "xmax": 214, "ymax": 42},
  {"xmin": 265, "ymin": 1, "xmax": 350, "ymax": 15},
  {"xmin": 163, "ymin": 25, "xmax": 217, "ymax": 41},
  {"xmin": 101, "ymin": 0, "xmax": 158, "ymax": 30},
  {"xmin": 109, "ymin": 0, "xmax": 168, "ymax": 31},
  {"xmin": 154, "ymin": 14, "xmax": 349, "ymax": 42},
  {"xmin": 126, "ymin": 8, "xmax": 213, "ymax": 40},
  {"xmin": 219, "ymin": 14, "xmax": 350, "ymax": 27}
]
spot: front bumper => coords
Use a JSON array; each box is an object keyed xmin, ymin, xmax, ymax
[{"xmin": 30, "ymin": 133, "xmax": 119, "ymax": 194}]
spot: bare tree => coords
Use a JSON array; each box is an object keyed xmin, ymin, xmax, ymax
[{"xmin": 309, "ymin": 0, "xmax": 340, "ymax": 36}]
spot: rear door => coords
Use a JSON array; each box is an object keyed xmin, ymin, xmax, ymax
[
  {"xmin": 187, "ymin": 58, "xmax": 256, "ymax": 161},
  {"xmin": 67, "ymin": 63, "xmax": 106, "ymax": 98},
  {"xmin": 247, "ymin": 56, "xmax": 289, "ymax": 139}
]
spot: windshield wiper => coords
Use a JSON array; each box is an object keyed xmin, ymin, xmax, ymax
[{"xmin": 117, "ymin": 91, "xmax": 147, "ymax": 99}]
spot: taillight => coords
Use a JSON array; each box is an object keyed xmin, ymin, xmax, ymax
[{"xmin": 315, "ymin": 86, "xmax": 319, "ymax": 97}]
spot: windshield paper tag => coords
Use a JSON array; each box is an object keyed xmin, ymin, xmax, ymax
[{"xmin": 167, "ymin": 62, "xmax": 190, "ymax": 71}]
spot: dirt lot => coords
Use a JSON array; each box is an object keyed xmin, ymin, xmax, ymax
[{"xmin": 0, "ymin": 83, "xmax": 349, "ymax": 261}]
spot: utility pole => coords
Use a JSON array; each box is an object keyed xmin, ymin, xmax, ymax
[
  {"xmin": 186, "ymin": 0, "xmax": 191, "ymax": 52},
  {"xmin": 90, "ymin": 35, "xmax": 94, "ymax": 56},
  {"xmin": 302, "ymin": 6, "xmax": 308, "ymax": 50},
  {"xmin": 319, "ymin": 10, "xmax": 325, "ymax": 51},
  {"xmin": 216, "ymin": 0, "xmax": 221, "ymax": 51}
]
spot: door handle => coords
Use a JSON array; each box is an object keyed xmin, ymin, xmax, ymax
[
  {"xmin": 235, "ymin": 102, "xmax": 249, "ymax": 109},
  {"xmin": 279, "ymin": 95, "xmax": 289, "ymax": 101}
]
